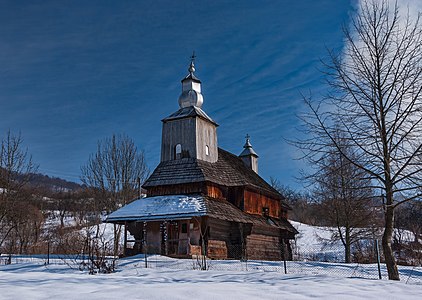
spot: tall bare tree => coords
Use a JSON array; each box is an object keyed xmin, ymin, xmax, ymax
[
  {"xmin": 0, "ymin": 130, "xmax": 38, "ymax": 252},
  {"xmin": 80, "ymin": 133, "xmax": 149, "ymax": 256},
  {"xmin": 311, "ymin": 131, "xmax": 376, "ymax": 263},
  {"xmin": 297, "ymin": 1, "xmax": 422, "ymax": 280},
  {"xmin": 81, "ymin": 133, "xmax": 149, "ymax": 212}
]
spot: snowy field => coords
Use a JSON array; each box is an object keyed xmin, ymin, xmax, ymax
[
  {"xmin": 1, "ymin": 219, "xmax": 420, "ymax": 299},
  {"xmin": 0, "ymin": 256, "xmax": 421, "ymax": 300}
]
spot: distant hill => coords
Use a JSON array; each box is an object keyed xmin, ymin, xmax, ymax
[{"xmin": 20, "ymin": 172, "xmax": 84, "ymax": 192}]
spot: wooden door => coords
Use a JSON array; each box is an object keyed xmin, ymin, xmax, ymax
[
  {"xmin": 178, "ymin": 221, "xmax": 189, "ymax": 255},
  {"xmin": 167, "ymin": 222, "xmax": 179, "ymax": 255}
]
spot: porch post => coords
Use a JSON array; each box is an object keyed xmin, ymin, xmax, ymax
[
  {"xmin": 164, "ymin": 221, "xmax": 168, "ymax": 256},
  {"xmin": 160, "ymin": 221, "xmax": 168, "ymax": 256},
  {"xmin": 123, "ymin": 221, "xmax": 128, "ymax": 256}
]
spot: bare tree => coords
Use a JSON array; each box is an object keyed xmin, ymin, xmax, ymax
[
  {"xmin": 80, "ymin": 133, "xmax": 149, "ymax": 257},
  {"xmin": 394, "ymin": 199, "xmax": 422, "ymax": 264},
  {"xmin": 0, "ymin": 130, "xmax": 38, "ymax": 253},
  {"xmin": 269, "ymin": 179, "xmax": 318, "ymax": 225},
  {"xmin": 297, "ymin": 1, "xmax": 422, "ymax": 280},
  {"xmin": 311, "ymin": 132, "xmax": 377, "ymax": 263},
  {"xmin": 81, "ymin": 134, "xmax": 149, "ymax": 212}
]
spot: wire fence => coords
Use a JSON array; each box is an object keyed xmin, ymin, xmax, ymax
[
  {"xmin": 133, "ymin": 241, "xmax": 421, "ymax": 284},
  {"xmin": 1, "ymin": 241, "xmax": 421, "ymax": 285}
]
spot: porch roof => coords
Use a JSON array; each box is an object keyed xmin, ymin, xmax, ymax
[
  {"xmin": 105, "ymin": 195, "xmax": 207, "ymax": 223},
  {"xmin": 105, "ymin": 194, "xmax": 298, "ymax": 235}
]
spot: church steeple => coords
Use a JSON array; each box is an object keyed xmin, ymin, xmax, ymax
[
  {"xmin": 178, "ymin": 52, "xmax": 204, "ymax": 108},
  {"xmin": 239, "ymin": 134, "xmax": 259, "ymax": 173},
  {"xmin": 160, "ymin": 54, "xmax": 218, "ymax": 163}
]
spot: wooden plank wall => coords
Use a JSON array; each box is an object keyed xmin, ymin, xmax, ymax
[
  {"xmin": 161, "ymin": 118, "xmax": 197, "ymax": 161},
  {"xmin": 206, "ymin": 183, "xmax": 227, "ymax": 200},
  {"xmin": 227, "ymin": 186, "xmax": 244, "ymax": 209},
  {"xmin": 195, "ymin": 117, "xmax": 218, "ymax": 163},
  {"xmin": 243, "ymin": 189, "xmax": 282, "ymax": 218},
  {"xmin": 147, "ymin": 182, "xmax": 205, "ymax": 196}
]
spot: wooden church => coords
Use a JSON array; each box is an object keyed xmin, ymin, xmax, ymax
[{"xmin": 106, "ymin": 58, "xmax": 298, "ymax": 260}]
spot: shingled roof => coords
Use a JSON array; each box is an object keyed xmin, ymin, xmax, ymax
[
  {"xmin": 162, "ymin": 106, "xmax": 218, "ymax": 125},
  {"xmin": 105, "ymin": 194, "xmax": 298, "ymax": 234},
  {"xmin": 143, "ymin": 148, "xmax": 285, "ymax": 201}
]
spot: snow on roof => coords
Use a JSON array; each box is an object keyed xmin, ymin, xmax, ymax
[{"xmin": 105, "ymin": 195, "xmax": 207, "ymax": 222}]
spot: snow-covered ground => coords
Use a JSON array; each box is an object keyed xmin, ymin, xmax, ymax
[
  {"xmin": 2, "ymin": 217, "xmax": 420, "ymax": 299},
  {"xmin": 0, "ymin": 255, "xmax": 421, "ymax": 300}
]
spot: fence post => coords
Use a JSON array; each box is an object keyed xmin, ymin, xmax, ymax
[
  {"xmin": 281, "ymin": 239, "xmax": 287, "ymax": 274},
  {"xmin": 375, "ymin": 239, "xmax": 382, "ymax": 279},
  {"xmin": 47, "ymin": 241, "xmax": 50, "ymax": 265},
  {"xmin": 143, "ymin": 221, "xmax": 148, "ymax": 268}
]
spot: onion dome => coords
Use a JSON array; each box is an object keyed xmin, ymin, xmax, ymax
[{"xmin": 178, "ymin": 54, "xmax": 204, "ymax": 108}]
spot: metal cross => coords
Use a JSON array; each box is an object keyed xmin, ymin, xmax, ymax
[
  {"xmin": 245, "ymin": 134, "xmax": 250, "ymax": 140},
  {"xmin": 191, "ymin": 51, "xmax": 196, "ymax": 63}
]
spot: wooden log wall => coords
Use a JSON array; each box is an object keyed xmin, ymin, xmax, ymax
[
  {"xmin": 246, "ymin": 234, "xmax": 282, "ymax": 260},
  {"xmin": 207, "ymin": 240, "xmax": 228, "ymax": 259},
  {"xmin": 207, "ymin": 218, "xmax": 232, "ymax": 240}
]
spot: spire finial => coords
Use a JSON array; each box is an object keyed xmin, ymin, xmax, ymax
[
  {"xmin": 244, "ymin": 134, "xmax": 252, "ymax": 148},
  {"xmin": 189, "ymin": 51, "xmax": 196, "ymax": 74},
  {"xmin": 239, "ymin": 133, "xmax": 259, "ymax": 173},
  {"xmin": 178, "ymin": 52, "xmax": 203, "ymax": 108}
]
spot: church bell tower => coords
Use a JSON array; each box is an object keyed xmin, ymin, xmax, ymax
[{"xmin": 160, "ymin": 55, "xmax": 218, "ymax": 163}]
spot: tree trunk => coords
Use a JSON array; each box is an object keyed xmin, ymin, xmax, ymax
[
  {"xmin": 113, "ymin": 224, "xmax": 122, "ymax": 257},
  {"xmin": 382, "ymin": 205, "xmax": 399, "ymax": 280},
  {"xmin": 345, "ymin": 228, "xmax": 351, "ymax": 263}
]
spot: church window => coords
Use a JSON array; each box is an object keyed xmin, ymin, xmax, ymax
[
  {"xmin": 205, "ymin": 145, "xmax": 209, "ymax": 156},
  {"xmin": 175, "ymin": 144, "xmax": 182, "ymax": 159}
]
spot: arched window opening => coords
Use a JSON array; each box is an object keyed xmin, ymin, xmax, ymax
[
  {"xmin": 205, "ymin": 145, "xmax": 210, "ymax": 156},
  {"xmin": 175, "ymin": 144, "xmax": 182, "ymax": 159}
]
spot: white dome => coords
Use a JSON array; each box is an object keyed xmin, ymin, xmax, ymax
[
  {"xmin": 178, "ymin": 59, "xmax": 204, "ymax": 108},
  {"xmin": 178, "ymin": 90, "xmax": 203, "ymax": 108}
]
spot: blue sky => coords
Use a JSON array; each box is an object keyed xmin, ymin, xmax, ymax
[{"xmin": 0, "ymin": 0, "xmax": 354, "ymax": 189}]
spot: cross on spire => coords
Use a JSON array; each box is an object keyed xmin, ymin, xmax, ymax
[
  {"xmin": 244, "ymin": 134, "xmax": 253, "ymax": 149},
  {"xmin": 188, "ymin": 51, "xmax": 196, "ymax": 74}
]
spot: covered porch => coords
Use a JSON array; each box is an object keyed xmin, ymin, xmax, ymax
[
  {"xmin": 122, "ymin": 218, "xmax": 206, "ymax": 257},
  {"xmin": 105, "ymin": 195, "xmax": 209, "ymax": 258}
]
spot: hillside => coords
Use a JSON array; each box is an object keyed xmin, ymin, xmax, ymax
[
  {"xmin": 26, "ymin": 172, "xmax": 83, "ymax": 192},
  {"xmin": 8, "ymin": 170, "xmax": 84, "ymax": 192}
]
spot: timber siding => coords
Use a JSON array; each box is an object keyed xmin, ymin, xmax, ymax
[
  {"xmin": 195, "ymin": 117, "xmax": 218, "ymax": 162},
  {"xmin": 243, "ymin": 189, "xmax": 281, "ymax": 218},
  {"xmin": 161, "ymin": 118, "xmax": 197, "ymax": 161},
  {"xmin": 161, "ymin": 106, "xmax": 218, "ymax": 163}
]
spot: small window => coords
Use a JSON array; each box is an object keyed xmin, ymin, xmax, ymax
[
  {"xmin": 262, "ymin": 207, "xmax": 269, "ymax": 217},
  {"xmin": 175, "ymin": 144, "xmax": 182, "ymax": 159},
  {"xmin": 181, "ymin": 223, "xmax": 188, "ymax": 233},
  {"xmin": 205, "ymin": 145, "xmax": 209, "ymax": 156}
]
